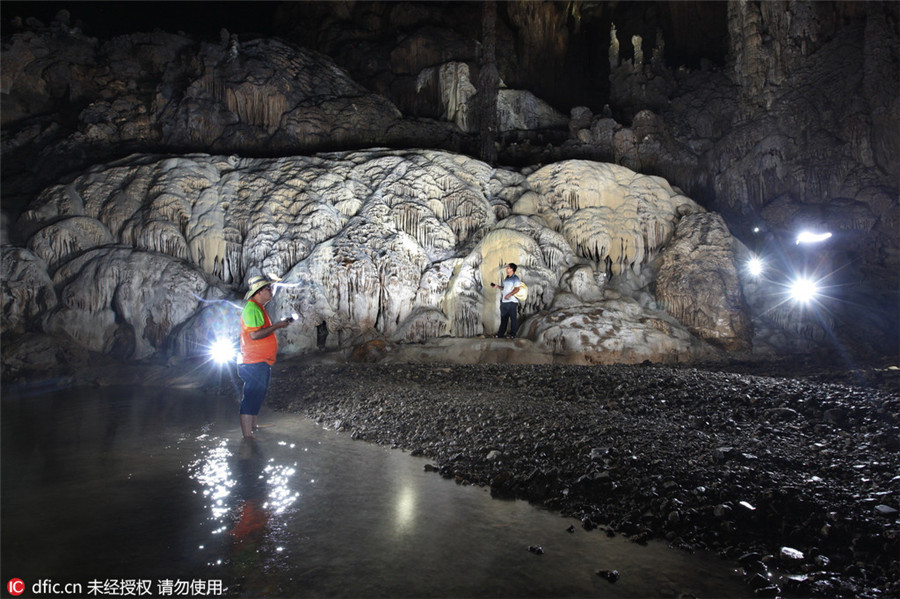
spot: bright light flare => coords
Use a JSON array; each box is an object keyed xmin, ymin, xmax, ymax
[
  {"xmin": 747, "ymin": 256, "xmax": 765, "ymax": 277},
  {"xmin": 795, "ymin": 231, "xmax": 832, "ymax": 245},
  {"xmin": 292, "ymin": 312, "xmax": 299, "ymax": 321},
  {"xmin": 789, "ymin": 277, "xmax": 819, "ymax": 303},
  {"xmin": 209, "ymin": 338, "xmax": 236, "ymax": 364}
]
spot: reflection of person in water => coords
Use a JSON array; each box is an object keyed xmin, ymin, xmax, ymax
[{"xmin": 230, "ymin": 439, "xmax": 270, "ymax": 582}]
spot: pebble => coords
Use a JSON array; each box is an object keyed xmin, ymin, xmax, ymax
[
  {"xmin": 596, "ymin": 569, "xmax": 619, "ymax": 582},
  {"xmin": 780, "ymin": 546, "xmax": 804, "ymax": 563}
]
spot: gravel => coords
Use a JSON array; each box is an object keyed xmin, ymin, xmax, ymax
[{"xmin": 267, "ymin": 358, "xmax": 900, "ymax": 598}]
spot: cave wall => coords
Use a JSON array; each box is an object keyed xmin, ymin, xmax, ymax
[
  {"xmin": 1, "ymin": 1, "xmax": 897, "ymax": 362},
  {"xmin": 4, "ymin": 150, "xmax": 753, "ymax": 368}
]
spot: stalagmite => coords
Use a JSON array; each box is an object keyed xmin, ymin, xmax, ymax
[
  {"xmin": 632, "ymin": 35, "xmax": 644, "ymax": 70},
  {"xmin": 609, "ymin": 23, "xmax": 620, "ymax": 70}
]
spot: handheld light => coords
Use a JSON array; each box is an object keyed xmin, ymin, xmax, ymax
[
  {"xmin": 209, "ymin": 338, "xmax": 237, "ymax": 364},
  {"xmin": 789, "ymin": 277, "xmax": 819, "ymax": 303},
  {"xmin": 747, "ymin": 256, "xmax": 765, "ymax": 277}
]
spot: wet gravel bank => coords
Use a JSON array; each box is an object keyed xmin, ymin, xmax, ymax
[{"xmin": 267, "ymin": 360, "xmax": 899, "ymax": 598}]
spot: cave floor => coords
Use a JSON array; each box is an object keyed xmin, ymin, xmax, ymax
[{"xmin": 266, "ymin": 357, "xmax": 899, "ymax": 598}]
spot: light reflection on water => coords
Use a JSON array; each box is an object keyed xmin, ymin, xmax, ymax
[
  {"xmin": 1, "ymin": 385, "xmax": 752, "ymax": 598},
  {"xmin": 190, "ymin": 440, "xmax": 235, "ymax": 520}
]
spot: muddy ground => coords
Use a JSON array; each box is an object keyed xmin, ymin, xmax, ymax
[{"xmin": 266, "ymin": 358, "xmax": 899, "ymax": 598}]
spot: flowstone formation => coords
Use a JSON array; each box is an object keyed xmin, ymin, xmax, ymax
[
  {"xmin": 2, "ymin": 4, "xmax": 897, "ymax": 361},
  {"xmin": 5, "ymin": 149, "xmax": 753, "ymax": 369},
  {"xmin": 656, "ymin": 212, "xmax": 752, "ymax": 352}
]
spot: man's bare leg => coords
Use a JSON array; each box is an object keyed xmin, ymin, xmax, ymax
[{"xmin": 241, "ymin": 414, "xmax": 255, "ymax": 439}]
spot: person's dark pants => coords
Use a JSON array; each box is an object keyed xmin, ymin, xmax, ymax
[
  {"xmin": 497, "ymin": 301, "xmax": 518, "ymax": 337},
  {"xmin": 316, "ymin": 322, "xmax": 328, "ymax": 349},
  {"xmin": 238, "ymin": 362, "xmax": 271, "ymax": 415}
]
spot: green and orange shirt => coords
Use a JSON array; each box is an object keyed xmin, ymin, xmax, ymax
[{"xmin": 240, "ymin": 300, "xmax": 278, "ymax": 365}]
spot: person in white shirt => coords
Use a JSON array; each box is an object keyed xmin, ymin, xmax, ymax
[{"xmin": 490, "ymin": 263, "xmax": 521, "ymax": 338}]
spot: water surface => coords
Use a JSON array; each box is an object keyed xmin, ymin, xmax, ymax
[{"xmin": 1, "ymin": 385, "xmax": 752, "ymax": 597}]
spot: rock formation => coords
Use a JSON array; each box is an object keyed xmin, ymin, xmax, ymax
[
  {"xmin": 1, "ymin": 2, "xmax": 897, "ymax": 371},
  {"xmin": 656, "ymin": 212, "xmax": 751, "ymax": 351},
  {"xmin": 7, "ymin": 150, "xmax": 746, "ymax": 366}
]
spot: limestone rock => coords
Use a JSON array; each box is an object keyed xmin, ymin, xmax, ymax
[
  {"xmin": 162, "ymin": 37, "xmax": 403, "ymax": 152},
  {"xmin": 1, "ymin": 247, "xmax": 57, "ymax": 334},
  {"xmin": 521, "ymin": 293, "xmax": 714, "ymax": 364},
  {"xmin": 0, "ymin": 26, "xmax": 102, "ymax": 125},
  {"xmin": 9, "ymin": 150, "xmax": 744, "ymax": 365},
  {"xmin": 1, "ymin": 333, "xmax": 91, "ymax": 381},
  {"xmin": 422, "ymin": 61, "xmax": 569, "ymax": 134},
  {"xmin": 0, "ymin": 30, "xmax": 434, "ymax": 213},
  {"xmin": 43, "ymin": 247, "xmax": 228, "ymax": 360},
  {"xmin": 517, "ymin": 160, "xmax": 697, "ymax": 276},
  {"xmin": 496, "ymin": 88, "xmax": 568, "ymax": 132},
  {"xmin": 656, "ymin": 213, "xmax": 752, "ymax": 351},
  {"xmin": 389, "ymin": 26, "xmax": 476, "ymax": 77}
]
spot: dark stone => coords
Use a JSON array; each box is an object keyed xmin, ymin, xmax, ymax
[{"xmin": 596, "ymin": 569, "xmax": 619, "ymax": 583}]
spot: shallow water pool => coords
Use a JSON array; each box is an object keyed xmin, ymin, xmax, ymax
[{"xmin": 1, "ymin": 384, "xmax": 752, "ymax": 597}]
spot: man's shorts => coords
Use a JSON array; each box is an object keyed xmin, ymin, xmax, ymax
[{"xmin": 238, "ymin": 362, "xmax": 271, "ymax": 415}]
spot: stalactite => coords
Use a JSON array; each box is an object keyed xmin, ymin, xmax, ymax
[
  {"xmin": 187, "ymin": 212, "xmax": 227, "ymax": 279},
  {"xmin": 53, "ymin": 249, "xmax": 119, "ymax": 315},
  {"xmin": 392, "ymin": 205, "xmax": 455, "ymax": 251},
  {"xmin": 26, "ymin": 217, "xmax": 114, "ymax": 272},
  {"xmin": 133, "ymin": 220, "xmax": 189, "ymax": 260},
  {"xmin": 451, "ymin": 297, "xmax": 482, "ymax": 338},
  {"xmin": 224, "ymin": 84, "xmax": 289, "ymax": 133},
  {"xmin": 96, "ymin": 189, "xmax": 144, "ymax": 241},
  {"xmin": 77, "ymin": 166, "xmax": 140, "ymax": 225},
  {"xmin": 442, "ymin": 188, "xmax": 489, "ymax": 245},
  {"xmin": 415, "ymin": 260, "xmax": 457, "ymax": 309},
  {"xmin": 241, "ymin": 220, "xmax": 281, "ymax": 282},
  {"xmin": 436, "ymin": 62, "xmax": 476, "ymax": 132},
  {"xmin": 393, "ymin": 308, "xmax": 449, "ymax": 342},
  {"xmin": 13, "ymin": 149, "xmax": 754, "ymax": 358},
  {"xmin": 522, "ymin": 161, "xmax": 692, "ymax": 276},
  {"xmin": 764, "ymin": 303, "xmax": 832, "ymax": 343},
  {"xmin": 293, "ymin": 201, "xmax": 344, "ymax": 245}
]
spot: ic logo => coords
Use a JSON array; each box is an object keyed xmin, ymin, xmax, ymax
[{"xmin": 7, "ymin": 579, "xmax": 24, "ymax": 596}]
